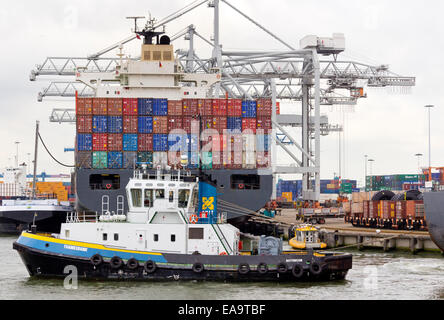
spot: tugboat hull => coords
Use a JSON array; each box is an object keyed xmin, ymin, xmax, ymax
[{"xmin": 13, "ymin": 233, "xmax": 352, "ymax": 282}]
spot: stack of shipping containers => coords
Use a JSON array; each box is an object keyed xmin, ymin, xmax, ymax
[
  {"xmin": 75, "ymin": 97, "xmax": 274, "ymax": 170},
  {"xmin": 276, "ymin": 179, "xmax": 357, "ymax": 201}
]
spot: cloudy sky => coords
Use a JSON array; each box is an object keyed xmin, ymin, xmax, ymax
[{"xmin": 0, "ymin": 0, "xmax": 443, "ymax": 187}]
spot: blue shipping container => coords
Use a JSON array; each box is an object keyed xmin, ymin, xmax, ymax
[
  {"xmin": 256, "ymin": 134, "xmax": 270, "ymax": 152},
  {"xmin": 108, "ymin": 152, "xmax": 123, "ymax": 169},
  {"xmin": 108, "ymin": 116, "xmax": 123, "ymax": 133},
  {"xmin": 92, "ymin": 116, "xmax": 108, "ymax": 133},
  {"xmin": 153, "ymin": 134, "xmax": 168, "ymax": 151},
  {"xmin": 227, "ymin": 117, "xmax": 242, "ymax": 131},
  {"xmin": 153, "ymin": 98, "xmax": 168, "ymax": 116},
  {"xmin": 123, "ymin": 152, "xmax": 137, "ymax": 169},
  {"xmin": 77, "ymin": 134, "xmax": 92, "ymax": 151},
  {"xmin": 138, "ymin": 116, "xmax": 153, "ymax": 134},
  {"xmin": 138, "ymin": 98, "xmax": 153, "ymax": 115},
  {"xmin": 241, "ymin": 101, "xmax": 257, "ymax": 118},
  {"xmin": 123, "ymin": 134, "xmax": 138, "ymax": 151},
  {"xmin": 168, "ymin": 134, "xmax": 187, "ymax": 152}
]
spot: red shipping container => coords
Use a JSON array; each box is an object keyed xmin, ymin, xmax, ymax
[
  {"xmin": 92, "ymin": 134, "xmax": 108, "ymax": 151},
  {"xmin": 123, "ymin": 116, "xmax": 138, "ymax": 133},
  {"xmin": 227, "ymin": 99, "xmax": 242, "ymax": 116},
  {"xmin": 77, "ymin": 115, "xmax": 92, "ymax": 133},
  {"xmin": 212, "ymin": 152, "xmax": 224, "ymax": 169},
  {"xmin": 168, "ymin": 116, "xmax": 183, "ymax": 132},
  {"xmin": 107, "ymin": 98, "xmax": 123, "ymax": 115},
  {"xmin": 406, "ymin": 200, "xmax": 424, "ymax": 218},
  {"xmin": 168, "ymin": 100, "xmax": 183, "ymax": 116},
  {"xmin": 395, "ymin": 201, "xmax": 407, "ymax": 219},
  {"xmin": 222, "ymin": 134, "xmax": 243, "ymax": 152},
  {"xmin": 242, "ymin": 118, "xmax": 257, "ymax": 133},
  {"xmin": 199, "ymin": 99, "xmax": 213, "ymax": 116},
  {"xmin": 138, "ymin": 134, "xmax": 153, "ymax": 151},
  {"xmin": 276, "ymin": 102, "xmax": 280, "ymax": 115},
  {"xmin": 153, "ymin": 116, "xmax": 168, "ymax": 134},
  {"xmin": 92, "ymin": 98, "xmax": 108, "ymax": 115},
  {"xmin": 224, "ymin": 151, "xmax": 242, "ymax": 169},
  {"xmin": 363, "ymin": 200, "xmax": 369, "ymax": 219},
  {"xmin": 201, "ymin": 116, "xmax": 213, "ymax": 131},
  {"xmin": 168, "ymin": 151, "xmax": 184, "ymax": 169},
  {"xmin": 213, "ymin": 99, "xmax": 227, "ymax": 116},
  {"xmin": 369, "ymin": 201, "xmax": 379, "ymax": 219},
  {"xmin": 77, "ymin": 98, "xmax": 93, "ymax": 115},
  {"xmin": 256, "ymin": 117, "xmax": 272, "ymax": 132},
  {"xmin": 107, "ymin": 134, "xmax": 123, "ymax": 151},
  {"xmin": 183, "ymin": 99, "xmax": 198, "ymax": 116},
  {"xmin": 183, "ymin": 117, "xmax": 200, "ymax": 134},
  {"xmin": 257, "ymin": 98, "xmax": 272, "ymax": 116},
  {"xmin": 212, "ymin": 116, "xmax": 227, "ymax": 134},
  {"xmin": 257, "ymin": 152, "xmax": 271, "ymax": 168},
  {"xmin": 123, "ymin": 98, "xmax": 138, "ymax": 115},
  {"xmin": 382, "ymin": 201, "xmax": 396, "ymax": 219}
]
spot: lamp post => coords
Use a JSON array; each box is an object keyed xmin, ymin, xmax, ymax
[
  {"xmin": 425, "ymin": 105, "xmax": 434, "ymax": 169},
  {"xmin": 364, "ymin": 155, "xmax": 368, "ymax": 191},
  {"xmin": 14, "ymin": 141, "xmax": 20, "ymax": 168},
  {"xmin": 368, "ymin": 159, "xmax": 375, "ymax": 177}
]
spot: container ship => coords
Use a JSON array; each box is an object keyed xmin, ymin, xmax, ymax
[{"xmin": 72, "ymin": 29, "xmax": 273, "ymax": 229}]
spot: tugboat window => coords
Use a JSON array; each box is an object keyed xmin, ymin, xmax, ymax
[
  {"xmin": 189, "ymin": 228, "xmax": 204, "ymax": 240},
  {"xmin": 169, "ymin": 191, "xmax": 174, "ymax": 202},
  {"xmin": 103, "ymin": 233, "xmax": 108, "ymax": 241},
  {"xmin": 155, "ymin": 189, "xmax": 165, "ymax": 199},
  {"xmin": 178, "ymin": 189, "xmax": 190, "ymax": 208},
  {"xmin": 154, "ymin": 234, "xmax": 159, "ymax": 242},
  {"xmin": 131, "ymin": 189, "xmax": 142, "ymax": 208},
  {"xmin": 144, "ymin": 189, "xmax": 154, "ymax": 208},
  {"xmin": 230, "ymin": 175, "xmax": 260, "ymax": 190},
  {"xmin": 114, "ymin": 233, "xmax": 119, "ymax": 241},
  {"xmin": 89, "ymin": 174, "xmax": 120, "ymax": 190},
  {"xmin": 171, "ymin": 234, "xmax": 176, "ymax": 242}
]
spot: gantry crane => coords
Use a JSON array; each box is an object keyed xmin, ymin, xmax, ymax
[{"xmin": 29, "ymin": 0, "xmax": 415, "ymax": 201}]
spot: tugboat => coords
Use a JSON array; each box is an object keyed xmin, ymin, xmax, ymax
[
  {"xmin": 13, "ymin": 169, "xmax": 352, "ymax": 281},
  {"xmin": 288, "ymin": 225, "xmax": 327, "ymax": 250}
]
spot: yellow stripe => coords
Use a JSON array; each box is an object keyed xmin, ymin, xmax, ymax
[{"xmin": 22, "ymin": 232, "xmax": 162, "ymax": 256}]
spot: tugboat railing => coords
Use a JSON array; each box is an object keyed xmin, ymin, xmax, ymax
[{"xmin": 66, "ymin": 211, "xmax": 99, "ymax": 223}]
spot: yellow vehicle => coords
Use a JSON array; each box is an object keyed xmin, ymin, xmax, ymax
[{"xmin": 289, "ymin": 225, "xmax": 327, "ymax": 250}]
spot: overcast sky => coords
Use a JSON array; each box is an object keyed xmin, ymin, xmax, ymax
[{"xmin": 0, "ymin": 0, "xmax": 443, "ymax": 186}]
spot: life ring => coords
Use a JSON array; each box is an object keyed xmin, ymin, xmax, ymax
[
  {"xmin": 238, "ymin": 263, "xmax": 250, "ymax": 275},
  {"xmin": 189, "ymin": 215, "xmax": 199, "ymax": 224},
  {"xmin": 292, "ymin": 264, "xmax": 304, "ymax": 278},
  {"xmin": 277, "ymin": 262, "xmax": 288, "ymax": 274},
  {"xmin": 310, "ymin": 262, "xmax": 323, "ymax": 276},
  {"xmin": 238, "ymin": 183, "xmax": 245, "ymax": 189},
  {"xmin": 110, "ymin": 256, "xmax": 123, "ymax": 269},
  {"xmin": 105, "ymin": 184, "xmax": 112, "ymax": 189},
  {"xmin": 127, "ymin": 258, "xmax": 139, "ymax": 270},
  {"xmin": 257, "ymin": 262, "xmax": 268, "ymax": 274},
  {"xmin": 192, "ymin": 262, "xmax": 204, "ymax": 273},
  {"xmin": 219, "ymin": 252, "xmax": 228, "ymax": 256},
  {"xmin": 144, "ymin": 260, "xmax": 157, "ymax": 274},
  {"xmin": 90, "ymin": 254, "xmax": 103, "ymax": 266}
]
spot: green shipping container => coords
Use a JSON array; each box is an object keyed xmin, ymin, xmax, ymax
[
  {"xmin": 92, "ymin": 151, "xmax": 108, "ymax": 169},
  {"xmin": 201, "ymin": 152, "xmax": 212, "ymax": 170},
  {"xmin": 137, "ymin": 152, "xmax": 153, "ymax": 168}
]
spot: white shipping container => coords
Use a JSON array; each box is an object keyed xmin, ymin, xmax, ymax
[
  {"xmin": 0, "ymin": 183, "xmax": 24, "ymax": 197},
  {"xmin": 153, "ymin": 152, "xmax": 168, "ymax": 169},
  {"xmin": 242, "ymin": 134, "xmax": 256, "ymax": 152},
  {"xmin": 242, "ymin": 151, "xmax": 257, "ymax": 169}
]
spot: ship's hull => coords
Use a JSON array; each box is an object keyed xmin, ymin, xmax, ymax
[
  {"xmin": 74, "ymin": 168, "xmax": 273, "ymax": 227},
  {"xmin": 13, "ymin": 232, "xmax": 352, "ymax": 282},
  {"xmin": 423, "ymin": 191, "xmax": 444, "ymax": 251},
  {"xmin": 0, "ymin": 209, "xmax": 70, "ymax": 234}
]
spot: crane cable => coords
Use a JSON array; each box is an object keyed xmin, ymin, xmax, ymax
[{"xmin": 38, "ymin": 132, "xmax": 75, "ymax": 168}]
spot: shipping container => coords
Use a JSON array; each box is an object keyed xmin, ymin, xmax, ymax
[
  {"xmin": 199, "ymin": 99, "xmax": 213, "ymax": 116},
  {"xmin": 212, "ymin": 116, "xmax": 227, "ymax": 134},
  {"xmin": 381, "ymin": 201, "xmax": 396, "ymax": 219},
  {"xmin": 123, "ymin": 98, "xmax": 138, "ymax": 115},
  {"xmin": 77, "ymin": 98, "xmax": 93, "ymax": 115},
  {"xmin": 168, "ymin": 134, "xmax": 188, "ymax": 152},
  {"xmin": 241, "ymin": 100, "xmax": 257, "ymax": 118},
  {"xmin": 224, "ymin": 151, "xmax": 242, "ymax": 169},
  {"xmin": 256, "ymin": 134, "xmax": 270, "ymax": 152},
  {"xmin": 256, "ymin": 117, "xmax": 272, "ymax": 132},
  {"xmin": 227, "ymin": 99, "xmax": 242, "ymax": 116},
  {"xmin": 138, "ymin": 116, "xmax": 153, "ymax": 134},
  {"xmin": 212, "ymin": 99, "xmax": 227, "ymax": 116},
  {"xmin": 153, "ymin": 134, "xmax": 168, "ymax": 151},
  {"xmin": 201, "ymin": 152, "xmax": 212, "ymax": 169},
  {"xmin": 123, "ymin": 116, "xmax": 138, "ymax": 133},
  {"xmin": 76, "ymin": 151, "xmax": 91, "ymax": 168},
  {"xmin": 183, "ymin": 99, "xmax": 198, "ymax": 116},
  {"xmin": 222, "ymin": 133, "xmax": 243, "ymax": 152},
  {"xmin": 227, "ymin": 117, "xmax": 242, "ymax": 131},
  {"xmin": 92, "ymin": 116, "xmax": 108, "ymax": 133},
  {"xmin": 257, "ymin": 98, "xmax": 272, "ymax": 116},
  {"xmin": 167, "ymin": 100, "xmax": 183, "ymax": 116},
  {"xmin": 92, "ymin": 98, "xmax": 107, "ymax": 115},
  {"xmin": 182, "ymin": 117, "xmax": 200, "ymax": 134},
  {"xmin": 369, "ymin": 201, "xmax": 380, "ymax": 219},
  {"xmin": 108, "ymin": 116, "xmax": 123, "ymax": 133},
  {"xmin": 92, "ymin": 151, "xmax": 108, "ymax": 169},
  {"xmin": 108, "ymin": 152, "xmax": 123, "ymax": 169},
  {"xmin": 137, "ymin": 152, "xmax": 153, "ymax": 168},
  {"xmin": 242, "ymin": 118, "xmax": 257, "ymax": 133},
  {"xmin": 92, "ymin": 134, "xmax": 108, "ymax": 151},
  {"xmin": 107, "ymin": 134, "xmax": 123, "ymax": 151},
  {"xmin": 77, "ymin": 134, "xmax": 92, "ymax": 151},
  {"xmin": 138, "ymin": 98, "xmax": 153, "ymax": 115},
  {"xmin": 363, "ymin": 200, "xmax": 369, "ymax": 219},
  {"xmin": 257, "ymin": 152, "xmax": 270, "ymax": 168},
  {"xmin": 188, "ymin": 134, "xmax": 199, "ymax": 152},
  {"xmin": 185, "ymin": 152, "xmax": 199, "ymax": 169},
  {"xmin": 153, "ymin": 152, "xmax": 168, "ymax": 168},
  {"xmin": 406, "ymin": 200, "xmax": 424, "ymax": 218},
  {"xmin": 153, "ymin": 98, "xmax": 168, "ymax": 116},
  {"xmin": 167, "ymin": 116, "xmax": 183, "ymax": 132},
  {"xmin": 138, "ymin": 134, "xmax": 153, "ymax": 151},
  {"xmin": 152, "ymin": 116, "xmax": 168, "ymax": 134},
  {"xmin": 76, "ymin": 116, "xmax": 92, "ymax": 133},
  {"xmin": 123, "ymin": 134, "xmax": 138, "ymax": 151},
  {"xmin": 107, "ymin": 98, "xmax": 123, "ymax": 116},
  {"xmin": 395, "ymin": 201, "xmax": 407, "ymax": 219},
  {"xmin": 242, "ymin": 133, "xmax": 256, "ymax": 152},
  {"xmin": 243, "ymin": 151, "xmax": 257, "ymax": 169},
  {"xmin": 123, "ymin": 152, "xmax": 137, "ymax": 169}
]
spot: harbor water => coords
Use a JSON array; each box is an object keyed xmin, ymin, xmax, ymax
[{"xmin": 1, "ymin": 235, "xmax": 443, "ymax": 300}]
